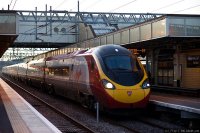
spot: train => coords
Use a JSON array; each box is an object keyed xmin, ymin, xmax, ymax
[{"xmin": 2, "ymin": 44, "xmax": 150, "ymax": 110}]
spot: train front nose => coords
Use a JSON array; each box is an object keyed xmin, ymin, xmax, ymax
[
  {"xmin": 104, "ymin": 86, "xmax": 150, "ymax": 108},
  {"xmin": 102, "ymin": 78, "xmax": 151, "ymax": 108},
  {"xmin": 113, "ymin": 89, "xmax": 145, "ymax": 104},
  {"xmin": 112, "ymin": 88, "xmax": 150, "ymax": 108}
]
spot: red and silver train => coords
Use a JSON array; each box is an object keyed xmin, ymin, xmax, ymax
[{"xmin": 2, "ymin": 45, "xmax": 150, "ymax": 110}]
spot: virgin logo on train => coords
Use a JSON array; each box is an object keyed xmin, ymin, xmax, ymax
[{"xmin": 127, "ymin": 91, "xmax": 132, "ymax": 96}]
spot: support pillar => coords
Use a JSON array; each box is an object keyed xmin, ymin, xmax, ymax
[{"xmin": 174, "ymin": 45, "xmax": 181, "ymax": 87}]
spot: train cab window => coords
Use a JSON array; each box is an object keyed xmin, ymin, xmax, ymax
[
  {"xmin": 103, "ymin": 55, "xmax": 144, "ymax": 86},
  {"xmin": 104, "ymin": 56, "xmax": 133, "ymax": 71}
]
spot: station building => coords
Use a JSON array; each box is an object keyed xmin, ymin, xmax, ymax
[{"xmin": 141, "ymin": 14, "xmax": 200, "ymax": 89}]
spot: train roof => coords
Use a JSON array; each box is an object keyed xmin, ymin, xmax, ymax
[
  {"xmin": 45, "ymin": 44, "xmax": 130, "ymax": 61},
  {"xmin": 92, "ymin": 44, "xmax": 131, "ymax": 57},
  {"xmin": 46, "ymin": 49, "xmax": 88, "ymax": 61}
]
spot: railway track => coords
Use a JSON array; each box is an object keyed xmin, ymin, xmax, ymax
[
  {"xmin": 2, "ymin": 75, "xmax": 184, "ymax": 133},
  {"xmin": 102, "ymin": 115, "xmax": 181, "ymax": 133},
  {"xmin": 113, "ymin": 117, "xmax": 184, "ymax": 133},
  {"xmin": 2, "ymin": 76, "xmax": 96, "ymax": 133}
]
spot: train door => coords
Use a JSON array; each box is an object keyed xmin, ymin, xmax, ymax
[
  {"xmin": 67, "ymin": 57, "xmax": 79, "ymax": 100},
  {"xmin": 52, "ymin": 67, "xmax": 65, "ymax": 96},
  {"xmin": 157, "ymin": 49, "xmax": 174, "ymax": 86}
]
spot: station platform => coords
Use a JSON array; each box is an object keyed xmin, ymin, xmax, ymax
[
  {"xmin": 0, "ymin": 78, "xmax": 61, "ymax": 133},
  {"xmin": 150, "ymin": 92, "xmax": 200, "ymax": 119}
]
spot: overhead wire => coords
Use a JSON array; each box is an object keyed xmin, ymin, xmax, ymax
[
  {"xmin": 19, "ymin": 10, "xmax": 76, "ymax": 42},
  {"xmin": 172, "ymin": 4, "xmax": 200, "ymax": 13},
  {"xmin": 9, "ymin": 0, "xmax": 13, "ymax": 7},
  {"xmin": 82, "ymin": 0, "xmax": 102, "ymax": 11},
  {"xmin": 151, "ymin": 0, "xmax": 185, "ymax": 13},
  {"xmin": 109, "ymin": 0, "xmax": 137, "ymax": 12},
  {"xmin": 54, "ymin": 24, "xmax": 75, "ymax": 42},
  {"xmin": 54, "ymin": 0, "xmax": 69, "ymax": 10},
  {"xmin": 70, "ymin": 0, "xmax": 88, "ymax": 11},
  {"xmin": 12, "ymin": 0, "xmax": 18, "ymax": 10},
  {"xmin": 35, "ymin": 15, "xmax": 77, "ymax": 41}
]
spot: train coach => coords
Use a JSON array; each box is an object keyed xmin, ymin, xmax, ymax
[{"xmin": 2, "ymin": 44, "xmax": 150, "ymax": 110}]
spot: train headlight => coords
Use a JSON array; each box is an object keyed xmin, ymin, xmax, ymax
[
  {"xmin": 141, "ymin": 79, "xmax": 150, "ymax": 89},
  {"xmin": 101, "ymin": 79, "xmax": 115, "ymax": 89}
]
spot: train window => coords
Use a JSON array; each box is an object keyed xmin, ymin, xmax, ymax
[
  {"xmin": 47, "ymin": 66, "xmax": 70, "ymax": 77},
  {"xmin": 54, "ymin": 69, "xmax": 59, "ymax": 75},
  {"xmin": 103, "ymin": 55, "xmax": 144, "ymax": 86},
  {"xmin": 104, "ymin": 56, "xmax": 132, "ymax": 71},
  {"xmin": 63, "ymin": 68, "xmax": 69, "ymax": 76},
  {"xmin": 48, "ymin": 68, "xmax": 54, "ymax": 76}
]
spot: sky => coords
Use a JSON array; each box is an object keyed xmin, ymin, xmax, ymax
[{"xmin": 0, "ymin": 0, "xmax": 200, "ymax": 14}]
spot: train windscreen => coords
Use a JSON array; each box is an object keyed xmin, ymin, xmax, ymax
[
  {"xmin": 103, "ymin": 55, "xmax": 144, "ymax": 86},
  {"xmin": 104, "ymin": 56, "xmax": 132, "ymax": 71}
]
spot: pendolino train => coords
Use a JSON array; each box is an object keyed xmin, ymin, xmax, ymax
[{"xmin": 2, "ymin": 44, "xmax": 150, "ymax": 110}]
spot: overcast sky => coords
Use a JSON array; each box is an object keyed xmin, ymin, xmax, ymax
[{"xmin": 1, "ymin": 0, "xmax": 200, "ymax": 14}]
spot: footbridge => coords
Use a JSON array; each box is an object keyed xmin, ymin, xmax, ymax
[
  {"xmin": 14, "ymin": 10, "xmax": 162, "ymax": 48},
  {"xmin": 0, "ymin": 9, "xmax": 162, "ymax": 60}
]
